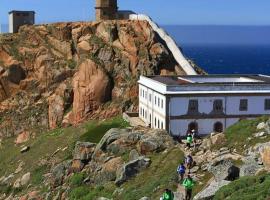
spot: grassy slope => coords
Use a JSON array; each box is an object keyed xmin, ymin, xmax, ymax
[
  {"xmin": 0, "ymin": 116, "xmax": 129, "ymax": 195},
  {"xmin": 214, "ymin": 174, "xmax": 270, "ymax": 200},
  {"xmin": 212, "ymin": 116, "xmax": 270, "ymax": 153},
  {"xmin": 68, "ymin": 147, "xmax": 184, "ymax": 200}
]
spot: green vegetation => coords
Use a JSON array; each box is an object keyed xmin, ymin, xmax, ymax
[
  {"xmin": 224, "ymin": 116, "xmax": 270, "ymax": 152},
  {"xmin": 214, "ymin": 174, "xmax": 270, "ymax": 200},
  {"xmin": 118, "ymin": 148, "xmax": 183, "ymax": 200},
  {"xmin": 69, "ymin": 184, "xmax": 115, "ymax": 200},
  {"xmin": 67, "ymin": 59, "xmax": 77, "ymax": 69},
  {"xmin": 80, "ymin": 116, "xmax": 130, "ymax": 143},
  {"xmin": 0, "ymin": 116, "xmax": 129, "ymax": 195},
  {"xmin": 69, "ymin": 172, "xmax": 87, "ymax": 187},
  {"xmin": 68, "ymin": 147, "xmax": 184, "ymax": 200}
]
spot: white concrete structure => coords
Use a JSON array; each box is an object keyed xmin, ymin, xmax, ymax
[
  {"xmin": 9, "ymin": 10, "xmax": 35, "ymax": 33},
  {"xmin": 138, "ymin": 75, "xmax": 270, "ymax": 137},
  {"xmin": 129, "ymin": 14, "xmax": 197, "ymax": 75}
]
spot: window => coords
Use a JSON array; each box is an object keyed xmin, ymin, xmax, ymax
[
  {"xmin": 154, "ymin": 118, "xmax": 156, "ymax": 127},
  {"xmin": 158, "ymin": 120, "xmax": 160, "ymax": 129},
  {"xmin": 265, "ymin": 99, "xmax": 270, "ymax": 110},
  {"xmin": 145, "ymin": 91, "xmax": 147, "ymax": 99},
  {"xmin": 161, "ymin": 100, "xmax": 164, "ymax": 109},
  {"xmin": 155, "ymin": 96, "xmax": 157, "ymax": 105},
  {"xmin": 158, "ymin": 98, "xmax": 160, "ymax": 107},
  {"xmin": 161, "ymin": 122, "xmax": 164, "ymax": 129},
  {"xmin": 188, "ymin": 100, "xmax": 198, "ymax": 113},
  {"xmin": 213, "ymin": 100, "xmax": 223, "ymax": 112},
  {"xmin": 239, "ymin": 99, "xmax": 248, "ymax": 111},
  {"xmin": 145, "ymin": 110, "xmax": 147, "ymax": 119},
  {"xmin": 142, "ymin": 108, "xmax": 144, "ymax": 118},
  {"xmin": 142, "ymin": 90, "xmax": 144, "ymax": 98},
  {"xmin": 149, "ymin": 94, "xmax": 151, "ymax": 102}
]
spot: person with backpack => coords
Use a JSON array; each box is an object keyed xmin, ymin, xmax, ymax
[
  {"xmin": 160, "ymin": 189, "xmax": 174, "ymax": 200},
  {"xmin": 177, "ymin": 163, "xmax": 186, "ymax": 181},
  {"xmin": 182, "ymin": 174, "xmax": 195, "ymax": 200},
  {"xmin": 185, "ymin": 155, "xmax": 193, "ymax": 171},
  {"xmin": 186, "ymin": 133, "xmax": 193, "ymax": 149}
]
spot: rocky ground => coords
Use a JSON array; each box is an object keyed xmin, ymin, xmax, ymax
[{"xmin": 0, "ymin": 116, "xmax": 270, "ymax": 199}]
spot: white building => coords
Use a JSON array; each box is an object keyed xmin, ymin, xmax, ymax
[
  {"xmin": 138, "ymin": 75, "xmax": 270, "ymax": 137},
  {"xmin": 9, "ymin": 10, "xmax": 35, "ymax": 33}
]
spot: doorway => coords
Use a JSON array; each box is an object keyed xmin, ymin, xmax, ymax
[{"xmin": 214, "ymin": 122, "xmax": 223, "ymax": 133}]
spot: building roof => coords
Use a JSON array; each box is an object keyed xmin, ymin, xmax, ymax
[
  {"xmin": 149, "ymin": 75, "xmax": 270, "ymax": 86},
  {"xmin": 138, "ymin": 75, "xmax": 270, "ymax": 95},
  {"xmin": 9, "ymin": 10, "xmax": 35, "ymax": 14}
]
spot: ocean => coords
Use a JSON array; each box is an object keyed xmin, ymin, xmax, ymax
[
  {"xmin": 181, "ymin": 44, "xmax": 270, "ymax": 75},
  {"xmin": 163, "ymin": 25, "xmax": 270, "ymax": 75}
]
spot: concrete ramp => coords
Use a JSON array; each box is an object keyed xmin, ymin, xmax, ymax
[{"xmin": 129, "ymin": 14, "xmax": 198, "ymax": 75}]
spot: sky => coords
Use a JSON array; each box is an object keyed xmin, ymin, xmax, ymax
[{"xmin": 0, "ymin": 0, "xmax": 270, "ymax": 25}]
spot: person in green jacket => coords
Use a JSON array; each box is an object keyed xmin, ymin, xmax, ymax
[
  {"xmin": 186, "ymin": 133, "xmax": 193, "ymax": 148},
  {"xmin": 182, "ymin": 174, "xmax": 195, "ymax": 200},
  {"xmin": 160, "ymin": 189, "xmax": 174, "ymax": 200}
]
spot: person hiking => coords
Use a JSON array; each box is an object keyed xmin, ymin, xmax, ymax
[
  {"xmin": 177, "ymin": 163, "xmax": 186, "ymax": 181},
  {"xmin": 186, "ymin": 133, "xmax": 193, "ymax": 149},
  {"xmin": 191, "ymin": 129, "xmax": 197, "ymax": 150},
  {"xmin": 160, "ymin": 189, "xmax": 174, "ymax": 200},
  {"xmin": 182, "ymin": 174, "xmax": 195, "ymax": 200},
  {"xmin": 185, "ymin": 155, "xmax": 193, "ymax": 171}
]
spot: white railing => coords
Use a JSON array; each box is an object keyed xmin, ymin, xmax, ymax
[{"xmin": 129, "ymin": 14, "xmax": 197, "ymax": 75}]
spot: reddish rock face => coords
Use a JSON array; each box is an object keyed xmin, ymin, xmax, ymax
[
  {"xmin": 0, "ymin": 20, "xmax": 198, "ymax": 137},
  {"xmin": 261, "ymin": 146, "xmax": 270, "ymax": 170},
  {"xmin": 15, "ymin": 131, "xmax": 30, "ymax": 144},
  {"xmin": 70, "ymin": 59, "xmax": 112, "ymax": 123}
]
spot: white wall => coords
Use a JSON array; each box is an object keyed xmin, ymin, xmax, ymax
[
  {"xmin": 170, "ymin": 96, "xmax": 270, "ymax": 116},
  {"xmin": 139, "ymin": 84, "xmax": 166, "ymax": 129},
  {"xmin": 170, "ymin": 118, "xmax": 225, "ymax": 136},
  {"xmin": 8, "ymin": 14, "xmax": 13, "ymax": 33}
]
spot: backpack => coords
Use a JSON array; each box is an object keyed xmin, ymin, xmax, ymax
[{"xmin": 177, "ymin": 165, "xmax": 186, "ymax": 174}]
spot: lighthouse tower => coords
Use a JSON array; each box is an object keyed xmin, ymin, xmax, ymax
[{"xmin": 95, "ymin": 0, "xmax": 118, "ymax": 20}]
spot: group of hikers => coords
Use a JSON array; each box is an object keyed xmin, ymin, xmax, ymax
[{"xmin": 160, "ymin": 130, "xmax": 197, "ymax": 200}]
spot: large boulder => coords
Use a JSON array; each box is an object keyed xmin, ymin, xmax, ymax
[
  {"xmin": 93, "ymin": 128, "xmax": 130, "ymax": 157},
  {"xmin": 210, "ymin": 133, "xmax": 226, "ymax": 146},
  {"xmin": 208, "ymin": 159, "xmax": 239, "ymax": 181},
  {"xmin": 51, "ymin": 161, "xmax": 71, "ymax": 187},
  {"xmin": 15, "ymin": 131, "xmax": 30, "ymax": 144},
  {"xmin": 73, "ymin": 142, "xmax": 96, "ymax": 161},
  {"xmin": 261, "ymin": 146, "xmax": 270, "ymax": 170},
  {"xmin": 70, "ymin": 59, "xmax": 112, "ymax": 123},
  {"xmin": 194, "ymin": 180, "xmax": 231, "ymax": 200},
  {"xmin": 115, "ymin": 157, "xmax": 151, "ymax": 186}
]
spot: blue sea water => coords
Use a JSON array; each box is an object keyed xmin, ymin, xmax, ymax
[
  {"xmin": 180, "ymin": 44, "xmax": 270, "ymax": 75},
  {"xmin": 162, "ymin": 25, "xmax": 270, "ymax": 75}
]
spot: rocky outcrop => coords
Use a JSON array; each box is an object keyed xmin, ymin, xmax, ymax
[
  {"xmin": 115, "ymin": 157, "xmax": 151, "ymax": 186},
  {"xmin": 0, "ymin": 20, "xmax": 200, "ymax": 138},
  {"xmin": 70, "ymin": 59, "xmax": 112, "ymax": 123},
  {"xmin": 194, "ymin": 180, "xmax": 230, "ymax": 200}
]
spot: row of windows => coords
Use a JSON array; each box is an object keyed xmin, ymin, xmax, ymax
[
  {"xmin": 188, "ymin": 99, "xmax": 270, "ymax": 112},
  {"xmin": 139, "ymin": 106, "xmax": 164, "ymax": 129},
  {"xmin": 140, "ymin": 88, "xmax": 164, "ymax": 109}
]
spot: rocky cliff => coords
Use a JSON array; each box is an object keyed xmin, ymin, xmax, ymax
[{"xmin": 0, "ymin": 20, "xmax": 201, "ymax": 138}]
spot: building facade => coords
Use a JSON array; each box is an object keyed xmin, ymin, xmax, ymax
[
  {"xmin": 138, "ymin": 75, "xmax": 270, "ymax": 136},
  {"xmin": 9, "ymin": 10, "xmax": 35, "ymax": 33},
  {"xmin": 95, "ymin": 0, "xmax": 118, "ymax": 20}
]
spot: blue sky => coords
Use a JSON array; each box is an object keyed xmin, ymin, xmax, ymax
[{"xmin": 0, "ymin": 0, "xmax": 270, "ymax": 25}]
